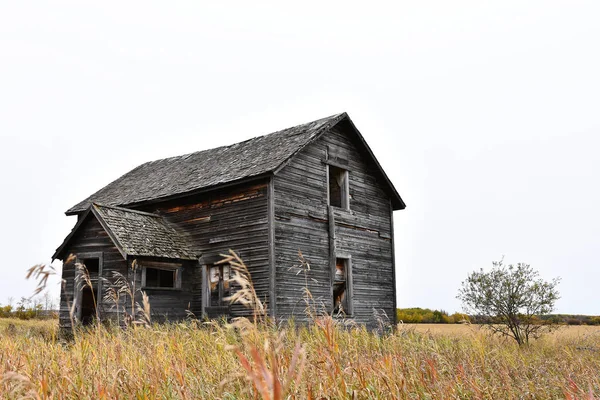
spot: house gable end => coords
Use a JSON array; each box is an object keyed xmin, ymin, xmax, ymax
[
  {"xmin": 53, "ymin": 204, "xmax": 197, "ymax": 261},
  {"xmin": 274, "ymin": 113, "xmax": 406, "ymax": 210},
  {"xmin": 271, "ymin": 116, "xmax": 399, "ymax": 326},
  {"xmin": 52, "ymin": 206, "xmax": 127, "ymax": 261}
]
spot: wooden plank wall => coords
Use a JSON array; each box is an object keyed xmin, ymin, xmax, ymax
[
  {"xmin": 141, "ymin": 180, "xmax": 271, "ymax": 318},
  {"xmin": 59, "ymin": 131, "xmax": 394, "ymax": 327},
  {"xmin": 58, "ymin": 216, "xmax": 127, "ymax": 329},
  {"xmin": 128, "ymin": 258, "xmax": 197, "ymax": 322},
  {"xmin": 273, "ymin": 142, "xmax": 331, "ymax": 319},
  {"xmin": 273, "ymin": 125, "xmax": 395, "ymax": 327}
]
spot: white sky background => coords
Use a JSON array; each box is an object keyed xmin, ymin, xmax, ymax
[{"xmin": 0, "ymin": 1, "xmax": 598, "ymax": 314}]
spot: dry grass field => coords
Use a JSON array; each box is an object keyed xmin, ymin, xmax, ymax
[
  {"xmin": 403, "ymin": 323, "xmax": 600, "ymax": 340},
  {"xmin": 1, "ymin": 317, "xmax": 600, "ymax": 399}
]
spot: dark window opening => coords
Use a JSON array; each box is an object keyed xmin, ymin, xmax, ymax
[
  {"xmin": 208, "ymin": 264, "xmax": 231, "ymax": 307},
  {"xmin": 328, "ymin": 165, "xmax": 348, "ymax": 209},
  {"xmin": 83, "ymin": 258, "xmax": 99, "ymax": 275},
  {"xmin": 81, "ymin": 258, "xmax": 100, "ymax": 287},
  {"xmin": 333, "ymin": 258, "xmax": 349, "ymax": 314},
  {"xmin": 145, "ymin": 267, "xmax": 176, "ymax": 288}
]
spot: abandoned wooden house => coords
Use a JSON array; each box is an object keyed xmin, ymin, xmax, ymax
[{"xmin": 53, "ymin": 112, "xmax": 406, "ymax": 329}]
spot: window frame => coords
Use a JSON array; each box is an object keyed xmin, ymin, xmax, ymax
[
  {"xmin": 202, "ymin": 263, "xmax": 232, "ymax": 317},
  {"xmin": 206, "ymin": 264, "xmax": 231, "ymax": 307},
  {"xmin": 332, "ymin": 255, "xmax": 353, "ymax": 316},
  {"xmin": 141, "ymin": 264, "xmax": 182, "ymax": 290},
  {"xmin": 327, "ymin": 164, "xmax": 350, "ymax": 210}
]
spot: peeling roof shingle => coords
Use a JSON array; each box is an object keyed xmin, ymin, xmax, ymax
[
  {"xmin": 66, "ymin": 113, "xmax": 347, "ymax": 214},
  {"xmin": 93, "ymin": 204, "xmax": 196, "ymax": 260}
]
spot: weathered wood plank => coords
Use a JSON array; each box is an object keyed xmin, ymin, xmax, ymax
[
  {"xmin": 140, "ymin": 180, "xmax": 271, "ymax": 319},
  {"xmin": 274, "ymin": 124, "xmax": 397, "ymax": 327}
]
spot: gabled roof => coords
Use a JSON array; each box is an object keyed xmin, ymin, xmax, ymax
[
  {"xmin": 66, "ymin": 113, "xmax": 347, "ymax": 214},
  {"xmin": 53, "ymin": 204, "xmax": 197, "ymax": 261},
  {"xmin": 66, "ymin": 112, "xmax": 405, "ymax": 214}
]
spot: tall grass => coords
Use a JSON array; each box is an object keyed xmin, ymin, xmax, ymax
[
  {"xmin": 1, "ymin": 318, "xmax": 600, "ymax": 398},
  {"xmin": 4, "ymin": 252, "xmax": 599, "ymax": 398}
]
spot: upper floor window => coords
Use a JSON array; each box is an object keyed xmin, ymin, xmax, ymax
[{"xmin": 328, "ymin": 165, "xmax": 349, "ymax": 209}]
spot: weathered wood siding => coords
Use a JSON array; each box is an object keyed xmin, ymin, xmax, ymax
[
  {"xmin": 128, "ymin": 258, "xmax": 197, "ymax": 322},
  {"xmin": 59, "ymin": 126, "xmax": 395, "ymax": 327},
  {"xmin": 140, "ymin": 180, "xmax": 271, "ymax": 318},
  {"xmin": 58, "ymin": 216, "xmax": 127, "ymax": 329},
  {"xmin": 273, "ymin": 123, "xmax": 395, "ymax": 327}
]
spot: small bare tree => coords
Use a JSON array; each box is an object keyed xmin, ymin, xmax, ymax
[{"xmin": 457, "ymin": 259, "xmax": 560, "ymax": 345}]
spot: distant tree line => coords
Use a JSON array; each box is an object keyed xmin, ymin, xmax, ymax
[
  {"xmin": 397, "ymin": 308, "xmax": 600, "ymax": 326},
  {"xmin": 396, "ymin": 308, "xmax": 470, "ymax": 324},
  {"xmin": 538, "ymin": 314, "xmax": 600, "ymax": 326},
  {"xmin": 0, "ymin": 292, "xmax": 58, "ymax": 320}
]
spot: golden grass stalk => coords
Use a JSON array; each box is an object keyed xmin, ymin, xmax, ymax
[
  {"xmin": 218, "ymin": 250, "xmax": 266, "ymax": 323},
  {"xmin": 14, "ymin": 251, "xmax": 600, "ymax": 398}
]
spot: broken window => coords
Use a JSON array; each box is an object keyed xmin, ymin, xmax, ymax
[
  {"xmin": 142, "ymin": 265, "xmax": 181, "ymax": 289},
  {"xmin": 207, "ymin": 264, "xmax": 231, "ymax": 307},
  {"xmin": 328, "ymin": 165, "xmax": 349, "ymax": 209},
  {"xmin": 333, "ymin": 257, "xmax": 352, "ymax": 315}
]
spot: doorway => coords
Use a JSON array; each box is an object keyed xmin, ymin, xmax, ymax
[{"xmin": 76, "ymin": 256, "xmax": 101, "ymax": 326}]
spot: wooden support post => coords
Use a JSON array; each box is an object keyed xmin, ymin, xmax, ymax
[
  {"xmin": 390, "ymin": 200, "xmax": 397, "ymax": 325},
  {"xmin": 328, "ymin": 206, "xmax": 336, "ymax": 301},
  {"xmin": 199, "ymin": 256, "xmax": 207, "ymax": 319},
  {"xmin": 268, "ymin": 176, "xmax": 276, "ymax": 318}
]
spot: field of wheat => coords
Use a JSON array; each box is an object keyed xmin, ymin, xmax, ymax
[{"xmin": 1, "ymin": 317, "xmax": 599, "ymax": 399}]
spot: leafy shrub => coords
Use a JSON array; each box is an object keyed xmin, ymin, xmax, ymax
[
  {"xmin": 396, "ymin": 308, "xmax": 451, "ymax": 324},
  {"xmin": 0, "ymin": 306, "xmax": 12, "ymax": 318}
]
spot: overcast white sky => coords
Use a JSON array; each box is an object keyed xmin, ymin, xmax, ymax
[{"xmin": 1, "ymin": 1, "xmax": 598, "ymax": 314}]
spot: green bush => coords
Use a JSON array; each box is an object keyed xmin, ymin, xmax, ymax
[
  {"xmin": 397, "ymin": 308, "xmax": 452, "ymax": 324},
  {"xmin": 0, "ymin": 306, "xmax": 12, "ymax": 318},
  {"xmin": 0, "ymin": 303, "xmax": 48, "ymax": 320}
]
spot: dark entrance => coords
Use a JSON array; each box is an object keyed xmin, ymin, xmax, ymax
[{"xmin": 79, "ymin": 258, "xmax": 99, "ymax": 325}]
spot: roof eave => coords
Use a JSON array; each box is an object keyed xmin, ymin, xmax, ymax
[
  {"xmin": 56, "ymin": 203, "xmax": 200, "ymax": 261},
  {"xmin": 340, "ymin": 115, "xmax": 406, "ymax": 210},
  {"xmin": 52, "ymin": 206, "xmax": 95, "ymax": 261},
  {"xmin": 65, "ymin": 172, "xmax": 273, "ymax": 215},
  {"xmin": 126, "ymin": 253, "xmax": 199, "ymax": 262},
  {"xmin": 52, "ymin": 204, "xmax": 130, "ymax": 261},
  {"xmin": 272, "ymin": 112, "xmax": 348, "ymax": 176},
  {"xmin": 273, "ymin": 112, "xmax": 406, "ymax": 211},
  {"xmin": 348, "ymin": 117, "xmax": 406, "ymax": 211},
  {"xmin": 90, "ymin": 204, "xmax": 129, "ymax": 259}
]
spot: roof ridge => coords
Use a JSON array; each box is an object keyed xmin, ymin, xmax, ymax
[
  {"xmin": 141, "ymin": 112, "xmax": 346, "ymax": 166},
  {"xmin": 66, "ymin": 112, "xmax": 348, "ymax": 214},
  {"xmin": 272, "ymin": 112, "xmax": 348, "ymax": 175}
]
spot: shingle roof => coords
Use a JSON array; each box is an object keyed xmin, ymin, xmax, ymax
[
  {"xmin": 66, "ymin": 113, "xmax": 347, "ymax": 214},
  {"xmin": 53, "ymin": 204, "xmax": 197, "ymax": 260},
  {"xmin": 93, "ymin": 204, "xmax": 196, "ymax": 260}
]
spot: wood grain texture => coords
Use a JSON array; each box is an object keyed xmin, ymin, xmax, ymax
[
  {"xmin": 58, "ymin": 115, "xmax": 401, "ymax": 329},
  {"xmin": 67, "ymin": 114, "xmax": 346, "ymax": 215},
  {"xmin": 273, "ymin": 125, "xmax": 396, "ymax": 327},
  {"xmin": 139, "ymin": 180, "xmax": 271, "ymax": 318},
  {"xmin": 58, "ymin": 215, "xmax": 127, "ymax": 329}
]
